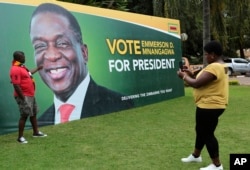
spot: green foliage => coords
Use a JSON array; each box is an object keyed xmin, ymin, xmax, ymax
[
  {"xmin": 58, "ymin": 0, "xmax": 129, "ymax": 11},
  {"xmin": 164, "ymin": 0, "xmax": 250, "ymax": 59},
  {"xmin": 229, "ymin": 80, "xmax": 240, "ymax": 85},
  {"xmin": 210, "ymin": 0, "xmax": 227, "ymax": 48},
  {"xmin": 165, "ymin": 0, "xmax": 203, "ymax": 60},
  {"xmin": 225, "ymin": 0, "xmax": 250, "ymax": 57},
  {"xmin": 128, "ymin": 0, "xmax": 153, "ymax": 15},
  {"xmin": 57, "ymin": 0, "xmax": 250, "ymax": 59},
  {"xmin": 1, "ymin": 86, "xmax": 250, "ymax": 170}
]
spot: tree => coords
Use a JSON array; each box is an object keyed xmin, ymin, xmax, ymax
[
  {"xmin": 153, "ymin": 0, "xmax": 164, "ymax": 17},
  {"xmin": 226, "ymin": 0, "xmax": 250, "ymax": 58},
  {"xmin": 164, "ymin": 0, "xmax": 203, "ymax": 63},
  {"xmin": 203, "ymin": 0, "xmax": 210, "ymax": 65},
  {"xmin": 128, "ymin": 0, "xmax": 153, "ymax": 15},
  {"xmin": 59, "ymin": 0, "xmax": 129, "ymax": 11},
  {"xmin": 59, "ymin": 0, "xmax": 250, "ymax": 60},
  {"xmin": 210, "ymin": 0, "xmax": 227, "ymax": 52}
]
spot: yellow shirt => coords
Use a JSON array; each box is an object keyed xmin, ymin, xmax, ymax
[{"xmin": 193, "ymin": 63, "xmax": 229, "ymax": 109}]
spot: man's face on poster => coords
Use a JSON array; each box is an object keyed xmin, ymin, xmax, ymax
[{"xmin": 30, "ymin": 12, "xmax": 87, "ymax": 97}]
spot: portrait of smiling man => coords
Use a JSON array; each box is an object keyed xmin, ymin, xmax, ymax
[{"xmin": 29, "ymin": 3, "xmax": 134, "ymax": 126}]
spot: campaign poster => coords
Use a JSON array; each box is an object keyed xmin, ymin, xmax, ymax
[{"xmin": 0, "ymin": 0, "xmax": 184, "ymax": 135}]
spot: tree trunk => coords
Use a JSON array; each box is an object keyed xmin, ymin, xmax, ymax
[
  {"xmin": 239, "ymin": 41, "xmax": 245, "ymax": 58},
  {"xmin": 153, "ymin": 0, "xmax": 164, "ymax": 17},
  {"xmin": 203, "ymin": 0, "xmax": 210, "ymax": 66},
  {"xmin": 107, "ymin": 0, "xmax": 115, "ymax": 8}
]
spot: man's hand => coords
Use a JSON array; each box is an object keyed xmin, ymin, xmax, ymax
[
  {"xmin": 13, "ymin": 84, "xmax": 25, "ymax": 101},
  {"xmin": 37, "ymin": 65, "xmax": 43, "ymax": 70},
  {"xmin": 30, "ymin": 65, "xmax": 43, "ymax": 74}
]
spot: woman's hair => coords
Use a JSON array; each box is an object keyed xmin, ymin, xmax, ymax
[{"xmin": 204, "ymin": 41, "xmax": 223, "ymax": 56}]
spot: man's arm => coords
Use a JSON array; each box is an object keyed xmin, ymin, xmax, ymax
[
  {"xmin": 30, "ymin": 65, "xmax": 43, "ymax": 74},
  {"xmin": 13, "ymin": 84, "xmax": 25, "ymax": 100}
]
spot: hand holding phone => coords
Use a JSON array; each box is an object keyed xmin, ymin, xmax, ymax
[{"xmin": 179, "ymin": 61, "xmax": 184, "ymax": 71}]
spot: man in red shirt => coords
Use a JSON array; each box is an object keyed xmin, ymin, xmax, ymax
[{"xmin": 10, "ymin": 51, "xmax": 47, "ymax": 143}]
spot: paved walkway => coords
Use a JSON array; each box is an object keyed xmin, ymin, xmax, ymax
[{"xmin": 229, "ymin": 76, "xmax": 250, "ymax": 86}]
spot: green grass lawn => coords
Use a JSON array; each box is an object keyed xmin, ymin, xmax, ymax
[{"xmin": 1, "ymin": 86, "xmax": 250, "ymax": 170}]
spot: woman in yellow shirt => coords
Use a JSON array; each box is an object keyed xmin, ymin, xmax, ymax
[{"xmin": 177, "ymin": 41, "xmax": 228, "ymax": 170}]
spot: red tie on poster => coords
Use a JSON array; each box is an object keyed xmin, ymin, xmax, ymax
[{"xmin": 59, "ymin": 104, "xmax": 75, "ymax": 123}]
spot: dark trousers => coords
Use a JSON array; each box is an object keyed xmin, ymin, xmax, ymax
[{"xmin": 195, "ymin": 107, "xmax": 224, "ymax": 159}]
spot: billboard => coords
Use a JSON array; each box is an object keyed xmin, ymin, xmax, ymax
[{"xmin": 0, "ymin": 0, "xmax": 184, "ymax": 135}]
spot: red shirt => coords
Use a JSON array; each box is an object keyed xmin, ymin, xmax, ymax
[{"xmin": 10, "ymin": 65, "xmax": 35, "ymax": 97}]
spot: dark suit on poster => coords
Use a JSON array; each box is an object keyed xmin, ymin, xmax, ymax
[{"xmin": 38, "ymin": 78, "xmax": 134, "ymax": 126}]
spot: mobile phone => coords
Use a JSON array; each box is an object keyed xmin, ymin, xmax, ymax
[{"xmin": 179, "ymin": 61, "xmax": 184, "ymax": 71}]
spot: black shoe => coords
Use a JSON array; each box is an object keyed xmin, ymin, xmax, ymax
[{"xmin": 33, "ymin": 131, "xmax": 47, "ymax": 137}]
